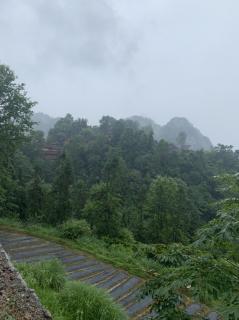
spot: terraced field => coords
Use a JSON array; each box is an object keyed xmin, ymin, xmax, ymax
[{"xmin": 0, "ymin": 229, "xmax": 153, "ymax": 319}]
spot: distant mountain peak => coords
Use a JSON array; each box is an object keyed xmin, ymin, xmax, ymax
[
  {"xmin": 129, "ymin": 115, "xmax": 213, "ymax": 151},
  {"xmin": 168, "ymin": 117, "xmax": 191, "ymax": 124}
]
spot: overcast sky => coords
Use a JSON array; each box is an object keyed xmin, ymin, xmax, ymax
[{"xmin": 0, "ymin": 0, "xmax": 238, "ymax": 147}]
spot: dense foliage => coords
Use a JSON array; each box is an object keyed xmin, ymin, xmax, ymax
[
  {"xmin": 0, "ymin": 65, "xmax": 35, "ymax": 217},
  {"xmin": 143, "ymin": 174, "xmax": 239, "ymax": 319},
  {"xmin": 3, "ymin": 110, "xmax": 239, "ymax": 244}
]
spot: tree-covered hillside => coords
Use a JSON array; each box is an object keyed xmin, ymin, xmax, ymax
[{"xmin": 3, "ymin": 112, "xmax": 238, "ymax": 243}]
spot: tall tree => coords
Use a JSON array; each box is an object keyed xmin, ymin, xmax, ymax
[
  {"xmin": 26, "ymin": 173, "xmax": 45, "ymax": 222},
  {"xmin": 0, "ymin": 64, "xmax": 35, "ymax": 216},
  {"xmin": 70, "ymin": 179, "xmax": 89, "ymax": 218},
  {"xmin": 143, "ymin": 176, "xmax": 197, "ymax": 243},
  {"xmin": 0, "ymin": 64, "xmax": 35, "ymax": 162},
  {"xmin": 83, "ymin": 182, "xmax": 122, "ymax": 238},
  {"xmin": 50, "ymin": 155, "xmax": 73, "ymax": 224}
]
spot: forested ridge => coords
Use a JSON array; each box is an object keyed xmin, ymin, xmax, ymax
[
  {"xmin": 1, "ymin": 64, "xmax": 239, "ymax": 319},
  {"xmin": 4, "ymin": 112, "xmax": 239, "ymax": 242}
]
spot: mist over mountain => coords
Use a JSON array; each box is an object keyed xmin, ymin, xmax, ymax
[
  {"xmin": 32, "ymin": 112, "xmax": 59, "ymax": 136},
  {"xmin": 130, "ymin": 116, "xmax": 213, "ymax": 151},
  {"xmin": 33, "ymin": 112, "xmax": 212, "ymax": 151}
]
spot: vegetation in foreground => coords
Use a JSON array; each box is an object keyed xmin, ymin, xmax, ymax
[
  {"xmin": 143, "ymin": 174, "xmax": 239, "ymax": 319},
  {"xmin": 17, "ymin": 260, "xmax": 128, "ymax": 320}
]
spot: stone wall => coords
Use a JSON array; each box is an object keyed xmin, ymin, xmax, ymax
[{"xmin": 0, "ymin": 244, "xmax": 52, "ymax": 320}]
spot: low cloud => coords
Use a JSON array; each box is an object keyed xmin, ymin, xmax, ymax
[
  {"xmin": 0, "ymin": 0, "xmax": 137, "ymax": 70},
  {"xmin": 1, "ymin": 0, "xmax": 239, "ymax": 148}
]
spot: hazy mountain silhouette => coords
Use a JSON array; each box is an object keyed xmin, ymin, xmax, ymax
[
  {"xmin": 33, "ymin": 113, "xmax": 59, "ymax": 136},
  {"xmin": 130, "ymin": 116, "xmax": 213, "ymax": 151},
  {"xmin": 33, "ymin": 113, "xmax": 212, "ymax": 150}
]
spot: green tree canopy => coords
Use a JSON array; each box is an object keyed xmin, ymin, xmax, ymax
[
  {"xmin": 0, "ymin": 64, "xmax": 35, "ymax": 161},
  {"xmin": 143, "ymin": 176, "xmax": 198, "ymax": 243},
  {"xmin": 83, "ymin": 182, "xmax": 122, "ymax": 238},
  {"xmin": 0, "ymin": 64, "xmax": 35, "ymax": 216},
  {"xmin": 50, "ymin": 155, "xmax": 73, "ymax": 224}
]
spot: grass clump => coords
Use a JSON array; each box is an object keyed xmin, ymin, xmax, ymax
[
  {"xmin": 17, "ymin": 260, "xmax": 128, "ymax": 320},
  {"xmin": 59, "ymin": 281, "xmax": 127, "ymax": 320},
  {"xmin": 18, "ymin": 259, "xmax": 65, "ymax": 291}
]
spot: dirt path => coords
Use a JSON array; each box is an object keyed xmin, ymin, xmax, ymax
[{"xmin": 0, "ymin": 229, "xmax": 153, "ymax": 320}]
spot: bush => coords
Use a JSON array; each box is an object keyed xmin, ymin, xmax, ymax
[
  {"xmin": 18, "ymin": 259, "xmax": 66, "ymax": 291},
  {"xmin": 60, "ymin": 219, "xmax": 92, "ymax": 240},
  {"xmin": 59, "ymin": 281, "xmax": 127, "ymax": 320},
  {"xmin": 117, "ymin": 228, "xmax": 135, "ymax": 246},
  {"xmin": 102, "ymin": 228, "xmax": 135, "ymax": 247}
]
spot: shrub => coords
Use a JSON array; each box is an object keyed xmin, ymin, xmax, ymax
[
  {"xmin": 59, "ymin": 281, "xmax": 127, "ymax": 320},
  {"xmin": 102, "ymin": 228, "xmax": 135, "ymax": 247},
  {"xmin": 60, "ymin": 219, "xmax": 92, "ymax": 240},
  {"xmin": 18, "ymin": 259, "xmax": 66, "ymax": 291},
  {"xmin": 117, "ymin": 228, "xmax": 135, "ymax": 246}
]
